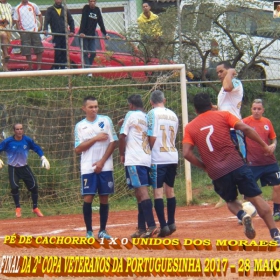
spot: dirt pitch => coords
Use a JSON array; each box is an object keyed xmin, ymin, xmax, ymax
[{"xmin": 0, "ymin": 203, "xmax": 279, "ymax": 280}]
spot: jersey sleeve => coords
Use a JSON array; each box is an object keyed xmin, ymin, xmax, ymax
[
  {"xmin": 232, "ymin": 78, "xmax": 242, "ymax": 89},
  {"xmin": 224, "ymin": 111, "xmax": 240, "ymax": 128},
  {"xmin": 106, "ymin": 116, "xmax": 118, "ymax": 142},
  {"xmin": 120, "ymin": 111, "xmax": 134, "ymax": 136},
  {"xmin": 27, "ymin": 136, "xmax": 44, "ymax": 157},
  {"xmin": 34, "ymin": 4, "xmax": 41, "ymax": 15},
  {"xmin": 268, "ymin": 120, "xmax": 277, "ymax": 140},
  {"xmin": 182, "ymin": 125, "xmax": 194, "ymax": 145},
  {"xmin": 147, "ymin": 110, "xmax": 157, "ymax": 137},
  {"xmin": 74, "ymin": 123, "xmax": 81, "ymax": 148}
]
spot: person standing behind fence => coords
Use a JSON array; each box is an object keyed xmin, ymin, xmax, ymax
[
  {"xmin": 79, "ymin": 0, "xmax": 109, "ymax": 75},
  {"xmin": 13, "ymin": 0, "xmax": 43, "ymax": 70},
  {"xmin": 0, "ymin": 123, "xmax": 50, "ymax": 218},
  {"xmin": 0, "ymin": 0, "xmax": 13, "ymax": 71},
  {"xmin": 43, "ymin": 0, "xmax": 74, "ymax": 70}
]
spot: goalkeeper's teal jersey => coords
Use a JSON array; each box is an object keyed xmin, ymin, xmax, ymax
[{"xmin": 0, "ymin": 135, "xmax": 44, "ymax": 167}]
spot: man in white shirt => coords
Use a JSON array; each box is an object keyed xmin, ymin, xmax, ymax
[
  {"xmin": 13, "ymin": 0, "xmax": 43, "ymax": 70},
  {"xmin": 75, "ymin": 96, "xmax": 118, "ymax": 239},
  {"xmin": 215, "ymin": 61, "xmax": 246, "ymax": 208},
  {"xmin": 0, "ymin": 0, "xmax": 13, "ymax": 71},
  {"xmin": 119, "ymin": 94, "xmax": 158, "ymax": 238},
  {"xmin": 147, "ymin": 90, "xmax": 179, "ymax": 237}
]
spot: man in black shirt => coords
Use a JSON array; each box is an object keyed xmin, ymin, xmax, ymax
[
  {"xmin": 43, "ymin": 0, "xmax": 75, "ymax": 69},
  {"xmin": 79, "ymin": 0, "xmax": 110, "ymax": 70}
]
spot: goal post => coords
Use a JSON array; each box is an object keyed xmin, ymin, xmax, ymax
[{"xmin": 0, "ymin": 64, "xmax": 192, "ymax": 216}]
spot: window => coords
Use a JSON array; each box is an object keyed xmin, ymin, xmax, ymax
[
  {"xmin": 226, "ymin": 7, "xmax": 280, "ymax": 38},
  {"xmin": 196, "ymin": 3, "xmax": 214, "ymax": 32},
  {"xmin": 181, "ymin": 4, "xmax": 196, "ymax": 32},
  {"xmin": 104, "ymin": 33, "xmax": 134, "ymax": 54}
]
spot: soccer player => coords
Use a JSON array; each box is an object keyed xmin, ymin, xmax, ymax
[
  {"xmin": 0, "ymin": 123, "xmax": 50, "ymax": 218},
  {"xmin": 119, "ymin": 94, "xmax": 158, "ymax": 238},
  {"xmin": 183, "ymin": 93, "xmax": 280, "ymax": 244},
  {"xmin": 147, "ymin": 90, "xmax": 178, "ymax": 237},
  {"xmin": 243, "ymin": 99, "xmax": 280, "ymax": 221},
  {"xmin": 74, "ymin": 96, "xmax": 117, "ymax": 239},
  {"xmin": 214, "ymin": 61, "xmax": 246, "ymax": 208}
]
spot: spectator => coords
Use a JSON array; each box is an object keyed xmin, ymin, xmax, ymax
[
  {"xmin": 137, "ymin": 2, "xmax": 161, "ymax": 39},
  {"xmin": 137, "ymin": 2, "xmax": 162, "ymax": 58},
  {"xmin": 79, "ymin": 0, "xmax": 109, "ymax": 73},
  {"xmin": 43, "ymin": 0, "xmax": 74, "ymax": 69},
  {"xmin": 273, "ymin": 4, "xmax": 280, "ymax": 18},
  {"xmin": 0, "ymin": 0, "xmax": 13, "ymax": 71},
  {"xmin": 13, "ymin": 0, "xmax": 43, "ymax": 70}
]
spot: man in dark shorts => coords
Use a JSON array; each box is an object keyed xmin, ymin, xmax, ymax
[
  {"xmin": 119, "ymin": 94, "xmax": 158, "ymax": 238},
  {"xmin": 74, "ymin": 96, "xmax": 118, "ymax": 239},
  {"xmin": 147, "ymin": 90, "xmax": 178, "ymax": 237},
  {"xmin": 183, "ymin": 92, "xmax": 280, "ymax": 244},
  {"xmin": 0, "ymin": 124, "xmax": 50, "ymax": 218},
  {"xmin": 243, "ymin": 99, "xmax": 280, "ymax": 221}
]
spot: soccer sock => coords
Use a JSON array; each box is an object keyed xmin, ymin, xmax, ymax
[
  {"xmin": 138, "ymin": 203, "xmax": 146, "ymax": 230},
  {"xmin": 83, "ymin": 202, "xmax": 92, "ymax": 232},
  {"xmin": 99, "ymin": 203, "xmax": 109, "ymax": 232},
  {"xmin": 167, "ymin": 197, "xmax": 176, "ymax": 225},
  {"xmin": 12, "ymin": 193, "xmax": 20, "ymax": 208},
  {"xmin": 273, "ymin": 203, "xmax": 280, "ymax": 214},
  {"xmin": 237, "ymin": 210, "xmax": 246, "ymax": 221},
  {"xmin": 154, "ymin": 198, "xmax": 167, "ymax": 228},
  {"xmin": 31, "ymin": 193, "xmax": 38, "ymax": 209},
  {"xmin": 270, "ymin": 228, "xmax": 280, "ymax": 238},
  {"xmin": 141, "ymin": 199, "xmax": 156, "ymax": 228}
]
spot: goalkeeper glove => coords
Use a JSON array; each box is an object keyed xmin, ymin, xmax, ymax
[
  {"xmin": 0, "ymin": 158, "xmax": 4, "ymax": 169},
  {"xmin": 41, "ymin": 156, "xmax": 50, "ymax": 170}
]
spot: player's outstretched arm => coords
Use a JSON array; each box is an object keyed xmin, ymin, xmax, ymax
[{"xmin": 41, "ymin": 156, "xmax": 50, "ymax": 170}]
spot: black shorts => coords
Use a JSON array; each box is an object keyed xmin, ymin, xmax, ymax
[
  {"xmin": 213, "ymin": 165, "xmax": 262, "ymax": 202},
  {"xmin": 150, "ymin": 163, "xmax": 177, "ymax": 189},
  {"xmin": 8, "ymin": 165, "xmax": 38, "ymax": 191},
  {"xmin": 250, "ymin": 163, "xmax": 280, "ymax": 187}
]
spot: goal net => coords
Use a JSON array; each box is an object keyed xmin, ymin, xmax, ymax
[{"xmin": 0, "ymin": 65, "xmax": 191, "ymax": 217}]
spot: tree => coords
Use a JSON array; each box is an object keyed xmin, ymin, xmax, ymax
[{"xmin": 125, "ymin": 0, "xmax": 280, "ymax": 91}]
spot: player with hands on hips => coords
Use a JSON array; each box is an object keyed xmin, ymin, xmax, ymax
[{"xmin": 0, "ymin": 123, "xmax": 50, "ymax": 218}]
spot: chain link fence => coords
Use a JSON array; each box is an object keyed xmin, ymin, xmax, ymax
[{"xmin": 0, "ymin": 0, "xmax": 280, "ymax": 92}]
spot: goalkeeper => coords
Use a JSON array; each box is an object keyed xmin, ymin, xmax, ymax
[{"xmin": 0, "ymin": 123, "xmax": 50, "ymax": 218}]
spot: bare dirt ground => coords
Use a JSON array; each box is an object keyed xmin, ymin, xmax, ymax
[{"xmin": 0, "ymin": 203, "xmax": 279, "ymax": 280}]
